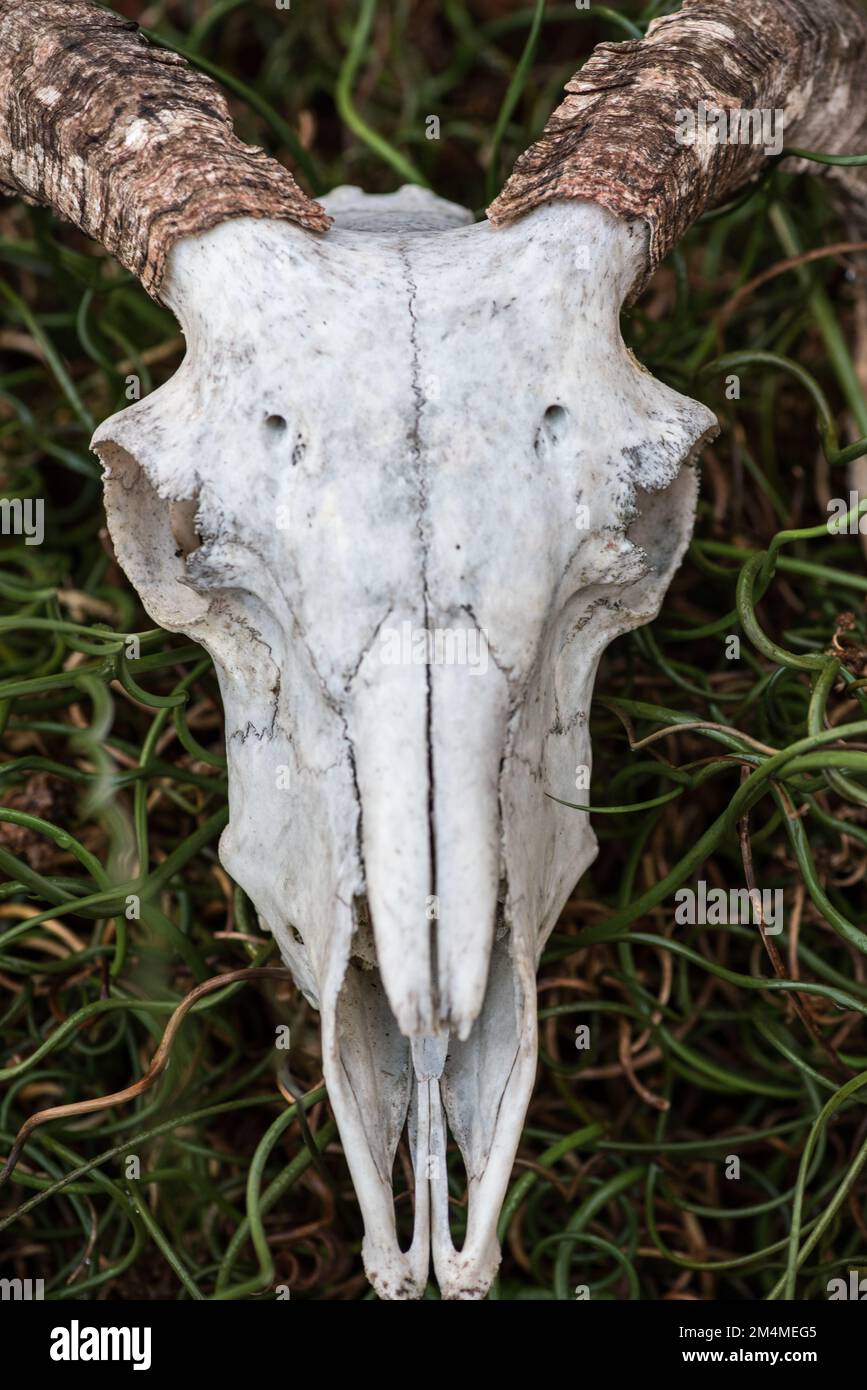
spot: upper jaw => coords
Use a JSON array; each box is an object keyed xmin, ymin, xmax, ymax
[
  {"xmin": 320, "ymin": 919, "xmax": 540, "ymax": 1301},
  {"xmin": 265, "ymin": 638, "xmax": 599, "ymax": 1299}
]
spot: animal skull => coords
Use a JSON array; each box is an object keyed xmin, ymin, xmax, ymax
[
  {"xmin": 4, "ymin": 0, "xmax": 866, "ymax": 1303},
  {"xmin": 94, "ymin": 188, "xmax": 715, "ymax": 1298}
]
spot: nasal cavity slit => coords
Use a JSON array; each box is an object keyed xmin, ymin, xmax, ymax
[{"xmin": 169, "ymin": 497, "xmax": 202, "ymax": 559}]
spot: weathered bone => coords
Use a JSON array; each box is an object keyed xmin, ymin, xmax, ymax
[
  {"xmin": 0, "ymin": 0, "xmax": 329, "ymax": 296},
  {"xmin": 489, "ymin": 0, "xmax": 867, "ymax": 291},
  {"xmin": 2, "ymin": 0, "xmax": 867, "ymax": 1299},
  {"xmin": 93, "ymin": 189, "xmax": 716, "ymax": 1298}
]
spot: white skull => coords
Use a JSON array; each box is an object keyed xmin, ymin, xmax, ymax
[{"xmin": 93, "ymin": 187, "xmax": 716, "ymax": 1299}]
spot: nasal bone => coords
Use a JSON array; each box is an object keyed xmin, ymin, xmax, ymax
[{"xmin": 350, "ymin": 635, "xmax": 511, "ymax": 1039}]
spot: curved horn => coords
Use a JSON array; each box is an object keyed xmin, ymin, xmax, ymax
[
  {"xmin": 0, "ymin": 0, "xmax": 330, "ymax": 300},
  {"xmin": 488, "ymin": 0, "xmax": 867, "ymax": 296}
]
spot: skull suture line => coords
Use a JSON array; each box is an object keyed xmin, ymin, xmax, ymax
[
  {"xmin": 4, "ymin": 0, "xmax": 866, "ymax": 1305},
  {"xmin": 94, "ymin": 189, "xmax": 716, "ymax": 1299}
]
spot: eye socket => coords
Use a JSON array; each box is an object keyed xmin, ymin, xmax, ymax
[
  {"xmin": 265, "ymin": 414, "xmax": 287, "ymax": 433},
  {"xmin": 535, "ymin": 404, "xmax": 571, "ymax": 454},
  {"xmin": 97, "ymin": 442, "xmax": 208, "ymax": 628}
]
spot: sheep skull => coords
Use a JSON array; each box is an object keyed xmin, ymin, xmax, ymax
[{"xmin": 94, "ymin": 187, "xmax": 715, "ymax": 1299}]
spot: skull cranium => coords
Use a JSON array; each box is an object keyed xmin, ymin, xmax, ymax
[
  {"xmin": 3, "ymin": 0, "xmax": 865, "ymax": 1304},
  {"xmin": 94, "ymin": 188, "xmax": 716, "ymax": 1299}
]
